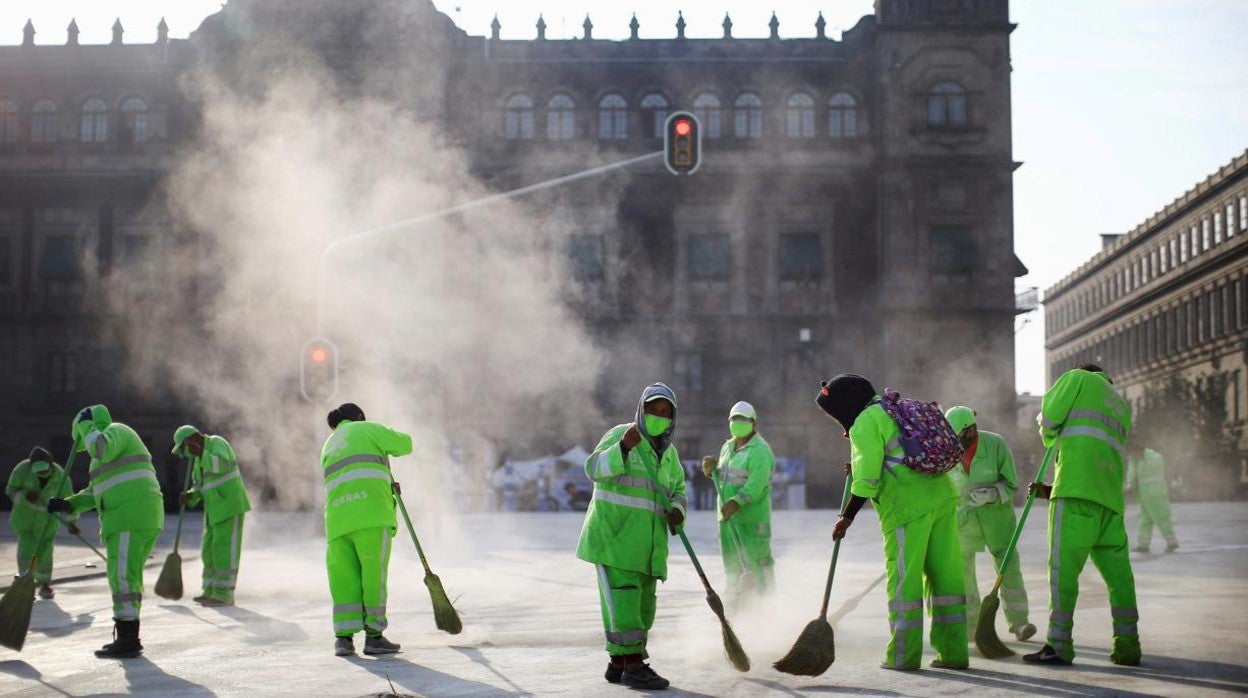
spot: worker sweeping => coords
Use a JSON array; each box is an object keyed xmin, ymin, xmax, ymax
[
  {"xmin": 6, "ymin": 447, "xmax": 79, "ymax": 600},
  {"xmin": 47, "ymin": 405, "xmax": 164, "ymax": 658},
  {"xmin": 172, "ymin": 426, "xmax": 251, "ymax": 606},
  {"xmin": 1126, "ymin": 443, "xmax": 1178, "ymax": 553},
  {"xmin": 944, "ymin": 406, "xmax": 1035, "ymax": 642},
  {"xmin": 577, "ymin": 383, "xmax": 687, "ymax": 690},
  {"xmin": 820, "ymin": 375, "xmax": 969, "ymax": 671},
  {"xmin": 701, "ymin": 400, "xmax": 775, "ymax": 601},
  {"xmin": 321, "ymin": 402, "xmax": 410, "ymax": 657},
  {"xmin": 1025, "ymin": 364, "xmax": 1140, "ymax": 667}
]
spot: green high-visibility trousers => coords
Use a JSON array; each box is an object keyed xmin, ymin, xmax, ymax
[
  {"xmin": 1136, "ymin": 490, "xmax": 1177, "ymax": 549},
  {"xmin": 1046, "ymin": 497, "xmax": 1140, "ymax": 663},
  {"xmin": 105, "ymin": 529, "xmax": 160, "ymax": 621},
  {"xmin": 327, "ymin": 526, "xmax": 393, "ymax": 637},
  {"xmin": 720, "ymin": 520, "xmax": 775, "ymax": 597},
  {"xmin": 959, "ymin": 503, "xmax": 1030, "ymax": 629},
  {"xmin": 596, "ymin": 564, "xmax": 657, "ymax": 656},
  {"xmin": 201, "ymin": 514, "xmax": 244, "ymax": 602},
  {"xmin": 16, "ymin": 530, "xmax": 55, "ymax": 585},
  {"xmin": 882, "ymin": 498, "xmax": 968, "ymax": 670}
]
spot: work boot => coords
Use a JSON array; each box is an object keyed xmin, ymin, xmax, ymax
[
  {"xmin": 1011, "ymin": 623, "xmax": 1037, "ymax": 641},
  {"xmin": 95, "ymin": 620, "xmax": 143, "ymax": 659},
  {"xmin": 1023, "ymin": 645, "xmax": 1071, "ymax": 666},
  {"xmin": 621, "ymin": 660, "xmax": 669, "ymax": 690},
  {"xmin": 879, "ymin": 662, "xmax": 918, "ymax": 671},
  {"xmin": 1165, "ymin": 541, "xmax": 1179, "ymax": 553},
  {"xmin": 198, "ymin": 597, "xmax": 232, "ymax": 607},
  {"xmin": 363, "ymin": 634, "xmax": 401, "ymax": 656},
  {"xmin": 38, "ymin": 584, "xmax": 55, "ymax": 600},
  {"xmin": 192, "ymin": 595, "xmax": 213, "ymax": 604},
  {"xmin": 334, "ymin": 636, "xmax": 356, "ymax": 657},
  {"xmin": 1131, "ymin": 545, "xmax": 1149, "ymax": 554},
  {"xmin": 929, "ymin": 658, "xmax": 969, "ymax": 670},
  {"xmin": 604, "ymin": 655, "xmax": 626, "ymax": 684}
]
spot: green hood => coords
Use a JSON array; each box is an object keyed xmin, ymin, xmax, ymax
[{"xmin": 72, "ymin": 404, "xmax": 113, "ymax": 449}]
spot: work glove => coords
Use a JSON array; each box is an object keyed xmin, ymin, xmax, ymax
[
  {"xmin": 46, "ymin": 498, "xmax": 72, "ymax": 514},
  {"xmin": 968, "ymin": 486, "xmax": 999, "ymax": 506},
  {"xmin": 1028, "ymin": 482, "xmax": 1053, "ymax": 500},
  {"xmin": 179, "ymin": 491, "xmax": 191, "ymax": 507},
  {"xmin": 67, "ymin": 523, "xmax": 81, "ymax": 536},
  {"xmin": 666, "ymin": 507, "xmax": 684, "ymax": 533},
  {"xmin": 391, "ymin": 481, "xmax": 402, "ymax": 496},
  {"xmin": 720, "ymin": 499, "xmax": 741, "ymax": 521},
  {"xmin": 700, "ymin": 456, "xmax": 717, "ymax": 477},
  {"xmin": 26, "ymin": 491, "xmax": 39, "ymax": 503},
  {"xmin": 832, "ymin": 515, "xmax": 853, "ymax": 540}
]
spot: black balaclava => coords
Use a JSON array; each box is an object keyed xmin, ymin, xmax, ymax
[
  {"xmin": 327, "ymin": 402, "xmax": 366, "ymax": 429},
  {"xmin": 816, "ymin": 374, "xmax": 877, "ymax": 436},
  {"xmin": 634, "ymin": 383, "xmax": 678, "ymax": 457}
]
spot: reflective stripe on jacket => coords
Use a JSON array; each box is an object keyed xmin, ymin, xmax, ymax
[
  {"xmin": 715, "ymin": 433, "xmax": 774, "ymax": 524},
  {"xmin": 65, "ymin": 422, "xmax": 164, "ymax": 537},
  {"xmin": 187, "ymin": 435, "xmax": 252, "ymax": 525},
  {"xmin": 1039, "ymin": 368, "xmax": 1132, "ymax": 514},
  {"xmin": 848, "ymin": 402, "xmax": 957, "ymax": 530},
  {"xmin": 320, "ymin": 419, "xmax": 413, "ymax": 540}
]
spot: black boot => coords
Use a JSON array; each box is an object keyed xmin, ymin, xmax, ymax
[
  {"xmin": 621, "ymin": 659, "xmax": 669, "ymax": 690},
  {"xmin": 1023, "ymin": 644, "xmax": 1072, "ymax": 666},
  {"xmin": 604, "ymin": 655, "xmax": 626, "ymax": 684},
  {"xmin": 95, "ymin": 620, "xmax": 143, "ymax": 659}
]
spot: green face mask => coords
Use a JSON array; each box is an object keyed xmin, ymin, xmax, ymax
[
  {"xmin": 644, "ymin": 414, "xmax": 672, "ymax": 437},
  {"xmin": 729, "ymin": 420, "xmax": 754, "ymax": 439}
]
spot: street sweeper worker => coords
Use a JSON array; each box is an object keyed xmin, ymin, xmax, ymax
[
  {"xmin": 1025, "ymin": 364, "xmax": 1139, "ymax": 667},
  {"xmin": 577, "ymin": 383, "xmax": 687, "ymax": 691},
  {"xmin": 701, "ymin": 400, "xmax": 775, "ymax": 599},
  {"xmin": 47, "ymin": 405, "xmax": 164, "ymax": 659},
  {"xmin": 6, "ymin": 447, "xmax": 79, "ymax": 600},
  {"xmin": 819, "ymin": 374, "xmax": 968, "ymax": 671},
  {"xmin": 944, "ymin": 406, "xmax": 1036, "ymax": 642},
  {"xmin": 1125, "ymin": 443, "xmax": 1178, "ymax": 553},
  {"xmin": 172, "ymin": 426, "xmax": 251, "ymax": 606},
  {"xmin": 321, "ymin": 402, "xmax": 411, "ymax": 658}
]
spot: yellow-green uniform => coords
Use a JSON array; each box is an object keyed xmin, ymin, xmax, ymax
[
  {"xmin": 6, "ymin": 459, "xmax": 75, "ymax": 584},
  {"xmin": 950, "ymin": 430, "xmax": 1031, "ymax": 630},
  {"xmin": 1038, "ymin": 368, "xmax": 1139, "ymax": 664},
  {"xmin": 321, "ymin": 418, "xmax": 412, "ymax": 638},
  {"xmin": 184, "ymin": 435, "xmax": 251, "ymax": 603},
  {"xmin": 849, "ymin": 401, "xmax": 967, "ymax": 670},
  {"xmin": 713, "ymin": 433, "xmax": 775, "ymax": 595},
  {"xmin": 577, "ymin": 420, "xmax": 687, "ymax": 657},
  {"xmin": 1127, "ymin": 448, "xmax": 1177, "ymax": 550}
]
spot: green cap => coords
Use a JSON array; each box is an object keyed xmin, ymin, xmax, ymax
[
  {"xmin": 171, "ymin": 425, "xmax": 200, "ymax": 454},
  {"xmin": 945, "ymin": 406, "xmax": 976, "ymax": 434}
]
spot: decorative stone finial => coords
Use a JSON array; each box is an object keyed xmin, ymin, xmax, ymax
[
  {"xmin": 67, "ymin": 19, "xmax": 79, "ymax": 46},
  {"xmin": 157, "ymin": 17, "xmax": 169, "ymax": 45},
  {"xmin": 490, "ymin": 14, "xmax": 501, "ymax": 40},
  {"xmin": 536, "ymin": 14, "xmax": 546, "ymax": 40},
  {"xmin": 769, "ymin": 12, "xmax": 779, "ymax": 40},
  {"xmin": 22, "ymin": 19, "xmax": 35, "ymax": 47},
  {"xmin": 582, "ymin": 15, "xmax": 593, "ymax": 40},
  {"xmin": 676, "ymin": 11, "xmax": 686, "ymax": 40},
  {"xmin": 722, "ymin": 13, "xmax": 733, "ymax": 39},
  {"xmin": 111, "ymin": 18, "xmax": 124, "ymax": 45},
  {"xmin": 815, "ymin": 12, "xmax": 826, "ymax": 39},
  {"xmin": 629, "ymin": 13, "xmax": 639, "ymax": 40}
]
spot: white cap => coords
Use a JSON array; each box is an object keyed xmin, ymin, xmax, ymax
[{"xmin": 729, "ymin": 401, "xmax": 756, "ymax": 420}]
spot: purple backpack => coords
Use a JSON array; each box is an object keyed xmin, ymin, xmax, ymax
[{"xmin": 877, "ymin": 389, "xmax": 963, "ymax": 475}]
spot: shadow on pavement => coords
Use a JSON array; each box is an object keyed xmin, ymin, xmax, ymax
[
  {"xmin": 344, "ymin": 653, "xmax": 514, "ymax": 696},
  {"xmin": 29, "ymin": 600, "xmax": 94, "ymax": 639},
  {"xmin": 205, "ymin": 603, "xmax": 310, "ymax": 644},
  {"xmin": 924, "ymin": 665, "xmax": 1157, "ymax": 697},
  {"xmin": 746, "ymin": 677, "xmax": 906, "ymax": 695},
  {"xmin": 0, "ymin": 660, "xmax": 73, "ymax": 696},
  {"xmin": 119, "ymin": 656, "xmax": 212, "ymax": 696},
  {"xmin": 1073, "ymin": 651, "xmax": 1248, "ymax": 693},
  {"xmin": 451, "ymin": 647, "xmax": 532, "ymax": 695}
]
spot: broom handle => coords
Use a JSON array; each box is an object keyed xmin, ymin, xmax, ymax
[
  {"xmin": 171, "ymin": 454, "xmax": 195, "ymax": 554},
  {"xmin": 395, "ymin": 490, "xmax": 434, "ymax": 574},
  {"xmin": 635, "ymin": 451, "xmax": 716, "ymax": 592},
  {"xmin": 25, "ymin": 437, "xmax": 82, "ymax": 576},
  {"xmin": 990, "ymin": 444, "xmax": 1056, "ymax": 591},
  {"xmin": 821, "ymin": 473, "xmax": 855, "ymax": 618},
  {"xmin": 73, "ymin": 530, "xmax": 108, "ymax": 563},
  {"xmin": 710, "ymin": 469, "xmax": 760, "ymax": 584}
]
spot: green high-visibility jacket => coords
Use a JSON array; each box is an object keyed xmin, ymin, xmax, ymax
[
  {"xmin": 65, "ymin": 423, "xmax": 165, "ymax": 537},
  {"xmin": 576, "ymin": 424, "xmax": 688, "ymax": 580},
  {"xmin": 714, "ymin": 433, "xmax": 774, "ymax": 524},
  {"xmin": 1039, "ymin": 368, "xmax": 1132, "ymax": 514},
  {"xmin": 1127, "ymin": 448, "xmax": 1168, "ymax": 497},
  {"xmin": 949, "ymin": 430, "xmax": 1017, "ymax": 511},
  {"xmin": 320, "ymin": 419, "xmax": 412, "ymax": 540},
  {"xmin": 848, "ymin": 402, "xmax": 957, "ymax": 530},
  {"xmin": 6, "ymin": 459, "xmax": 75, "ymax": 533},
  {"xmin": 185, "ymin": 435, "xmax": 252, "ymax": 525}
]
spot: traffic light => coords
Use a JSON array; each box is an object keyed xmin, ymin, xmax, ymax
[
  {"xmin": 664, "ymin": 111, "xmax": 701, "ymax": 176},
  {"xmin": 300, "ymin": 337, "xmax": 338, "ymax": 404}
]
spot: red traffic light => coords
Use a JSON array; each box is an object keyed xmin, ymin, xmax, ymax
[
  {"xmin": 664, "ymin": 111, "xmax": 701, "ymax": 176},
  {"xmin": 311, "ymin": 347, "xmax": 328, "ymax": 364},
  {"xmin": 300, "ymin": 338, "xmax": 338, "ymax": 403},
  {"xmin": 674, "ymin": 118, "xmax": 692, "ymax": 137}
]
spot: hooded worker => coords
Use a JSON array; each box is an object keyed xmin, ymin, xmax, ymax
[
  {"xmin": 47, "ymin": 405, "xmax": 164, "ymax": 659},
  {"xmin": 944, "ymin": 406, "xmax": 1035, "ymax": 641},
  {"xmin": 1125, "ymin": 443, "xmax": 1178, "ymax": 553},
  {"xmin": 701, "ymin": 400, "xmax": 776, "ymax": 600},
  {"xmin": 577, "ymin": 383, "xmax": 687, "ymax": 690},
  {"xmin": 6, "ymin": 446, "xmax": 80, "ymax": 599},
  {"xmin": 172, "ymin": 426, "xmax": 252, "ymax": 606},
  {"xmin": 1026, "ymin": 365, "xmax": 1140, "ymax": 666},
  {"xmin": 819, "ymin": 374, "xmax": 968, "ymax": 671},
  {"xmin": 321, "ymin": 402, "xmax": 411, "ymax": 658}
]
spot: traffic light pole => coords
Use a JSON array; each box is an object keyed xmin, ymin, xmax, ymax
[{"xmin": 315, "ymin": 150, "xmax": 664, "ymax": 334}]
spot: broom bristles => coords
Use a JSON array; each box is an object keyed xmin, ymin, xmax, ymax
[
  {"xmin": 0, "ymin": 573, "xmax": 37, "ymax": 651},
  {"xmin": 773, "ymin": 618, "xmax": 835, "ymax": 676},
  {"xmin": 706, "ymin": 591, "xmax": 750, "ymax": 672},
  {"xmin": 973, "ymin": 590, "xmax": 1014, "ymax": 659},
  {"xmin": 154, "ymin": 552, "xmax": 184, "ymax": 600},
  {"xmin": 424, "ymin": 572, "xmax": 463, "ymax": 635}
]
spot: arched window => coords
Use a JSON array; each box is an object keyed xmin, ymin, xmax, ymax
[
  {"xmin": 927, "ymin": 82, "xmax": 967, "ymax": 127},
  {"xmin": 80, "ymin": 98, "xmax": 108, "ymax": 143},
  {"xmin": 0, "ymin": 100, "xmax": 17, "ymax": 143},
  {"xmin": 639, "ymin": 93, "xmax": 669, "ymax": 139},
  {"xmin": 598, "ymin": 94, "xmax": 628, "ymax": 140},
  {"xmin": 546, "ymin": 94, "xmax": 576, "ymax": 140},
  {"xmin": 31, "ymin": 99, "xmax": 58, "ymax": 144},
  {"xmin": 828, "ymin": 92, "xmax": 859, "ymax": 138},
  {"xmin": 692, "ymin": 93, "xmax": 722, "ymax": 139},
  {"xmin": 786, "ymin": 92, "xmax": 815, "ymax": 138},
  {"xmin": 733, "ymin": 92, "xmax": 762, "ymax": 139},
  {"xmin": 121, "ymin": 97, "xmax": 149, "ymax": 143},
  {"xmin": 503, "ymin": 94, "xmax": 535, "ymax": 140}
]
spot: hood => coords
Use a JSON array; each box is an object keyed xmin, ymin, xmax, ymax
[
  {"xmin": 72, "ymin": 404, "xmax": 113, "ymax": 449},
  {"xmin": 816, "ymin": 374, "xmax": 876, "ymax": 436},
  {"xmin": 634, "ymin": 383, "xmax": 677, "ymax": 458}
]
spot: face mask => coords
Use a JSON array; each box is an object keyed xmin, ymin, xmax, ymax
[
  {"xmin": 729, "ymin": 420, "xmax": 754, "ymax": 439},
  {"xmin": 644, "ymin": 414, "xmax": 672, "ymax": 437}
]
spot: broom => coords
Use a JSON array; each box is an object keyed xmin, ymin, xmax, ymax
[
  {"xmin": 0, "ymin": 439, "xmax": 80, "ymax": 651},
  {"xmin": 774, "ymin": 473, "xmax": 854, "ymax": 676},
  {"xmin": 395, "ymin": 492, "xmax": 462, "ymax": 634},
  {"xmin": 155, "ymin": 457, "xmax": 196, "ymax": 600},
  {"xmin": 710, "ymin": 473, "xmax": 765, "ymax": 594},
  {"xmin": 974, "ymin": 444, "xmax": 1055, "ymax": 659}
]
